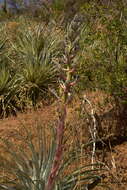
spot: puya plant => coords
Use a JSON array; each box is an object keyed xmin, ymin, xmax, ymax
[
  {"xmin": 11, "ymin": 22, "xmax": 60, "ymax": 107},
  {"xmin": 0, "ymin": 39, "xmax": 20, "ymax": 118},
  {"xmin": 0, "ymin": 16, "xmax": 108, "ymax": 190}
]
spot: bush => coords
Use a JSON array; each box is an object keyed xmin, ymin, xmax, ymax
[{"xmin": 78, "ymin": 1, "xmax": 127, "ymax": 99}]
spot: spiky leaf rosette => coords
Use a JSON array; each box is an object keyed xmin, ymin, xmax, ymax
[
  {"xmin": 0, "ymin": 121, "xmax": 108, "ymax": 190},
  {"xmin": 11, "ymin": 23, "xmax": 62, "ymax": 107}
]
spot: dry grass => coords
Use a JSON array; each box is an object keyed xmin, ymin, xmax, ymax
[{"xmin": 0, "ymin": 90, "xmax": 127, "ymax": 189}]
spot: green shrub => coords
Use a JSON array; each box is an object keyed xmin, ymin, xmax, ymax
[
  {"xmin": 78, "ymin": 0, "xmax": 127, "ymax": 99},
  {"xmin": 11, "ymin": 23, "xmax": 61, "ymax": 107}
]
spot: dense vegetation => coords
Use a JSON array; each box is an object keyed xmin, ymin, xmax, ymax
[
  {"xmin": 0, "ymin": 0, "xmax": 127, "ymax": 117},
  {"xmin": 0, "ymin": 0, "xmax": 127, "ymax": 189}
]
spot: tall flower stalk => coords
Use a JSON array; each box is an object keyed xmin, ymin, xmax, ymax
[
  {"xmin": 45, "ymin": 58, "xmax": 74, "ymax": 190},
  {"xmin": 45, "ymin": 103, "xmax": 66, "ymax": 190},
  {"xmin": 46, "ymin": 15, "xmax": 83, "ymax": 190}
]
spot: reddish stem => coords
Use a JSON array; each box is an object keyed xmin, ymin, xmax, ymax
[{"xmin": 46, "ymin": 104, "xmax": 66, "ymax": 190}]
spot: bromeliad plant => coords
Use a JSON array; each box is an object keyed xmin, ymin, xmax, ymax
[
  {"xmin": 0, "ymin": 17, "xmax": 108, "ymax": 190},
  {"xmin": 11, "ymin": 23, "xmax": 61, "ymax": 107},
  {"xmin": 0, "ymin": 39, "xmax": 20, "ymax": 117},
  {"xmin": 0, "ymin": 121, "xmax": 106, "ymax": 190}
]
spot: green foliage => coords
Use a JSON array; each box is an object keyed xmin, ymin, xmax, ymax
[
  {"xmin": 78, "ymin": 0, "xmax": 127, "ymax": 101},
  {"xmin": 8, "ymin": 23, "xmax": 62, "ymax": 107},
  {"xmin": 0, "ymin": 1, "xmax": 127, "ymax": 115},
  {"xmin": 0, "ymin": 39, "xmax": 18, "ymax": 117},
  {"xmin": 0, "ymin": 66, "xmax": 19, "ymax": 117},
  {"xmin": 0, "ymin": 122, "xmax": 106, "ymax": 190},
  {"xmin": 18, "ymin": 61, "xmax": 56, "ymax": 106},
  {"xmin": 52, "ymin": 0, "xmax": 66, "ymax": 11}
]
